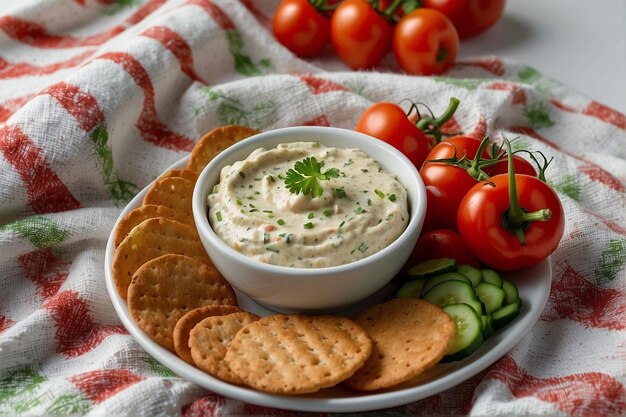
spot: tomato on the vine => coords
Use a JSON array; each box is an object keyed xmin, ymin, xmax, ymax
[
  {"xmin": 422, "ymin": 186, "xmax": 457, "ymax": 233},
  {"xmin": 486, "ymin": 154, "xmax": 537, "ymax": 177},
  {"xmin": 273, "ymin": 0, "xmax": 331, "ymax": 57},
  {"xmin": 419, "ymin": 135, "xmax": 491, "ymax": 229},
  {"xmin": 392, "ymin": 8, "xmax": 459, "ymax": 75},
  {"xmin": 330, "ymin": 0, "xmax": 394, "ymax": 69},
  {"xmin": 356, "ymin": 102, "xmax": 432, "ymax": 168},
  {"xmin": 356, "ymin": 98, "xmax": 460, "ymax": 169},
  {"xmin": 457, "ymin": 139, "xmax": 564, "ymax": 271},
  {"xmin": 405, "ymin": 229, "xmax": 481, "ymax": 269},
  {"xmin": 422, "ymin": 0, "xmax": 505, "ymax": 39}
]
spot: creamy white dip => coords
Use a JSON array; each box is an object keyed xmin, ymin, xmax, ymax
[{"xmin": 208, "ymin": 142, "xmax": 409, "ymax": 268}]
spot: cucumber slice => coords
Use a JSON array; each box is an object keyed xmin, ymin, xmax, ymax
[
  {"xmin": 422, "ymin": 280, "xmax": 479, "ymax": 311},
  {"xmin": 466, "ymin": 299, "xmax": 486, "ymax": 316},
  {"xmin": 475, "ymin": 283, "xmax": 505, "ymax": 314},
  {"xmin": 406, "ymin": 258, "xmax": 456, "ymax": 279},
  {"xmin": 502, "ymin": 279, "xmax": 519, "ymax": 305},
  {"xmin": 420, "ymin": 272, "xmax": 471, "ymax": 297},
  {"xmin": 441, "ymin": 303, "xmax": 484, "ymax": 362},
  {"xmin": 396, "ymin": 279, "xmax": 426, "ymax": 299},
  {"xmin": 457, "ymin": 264, "xmax": 483, "ymax": 287},
  {"xmin": 481, "ymin": 269, "xmax": 503, "ymax": 288},
  {"xmin": 491, "ymin": 299, "xmax": 521, "ymax": 329},
  {"xmin": 481, "ymin": 314, "xmax": 495, "ymax": 339}
]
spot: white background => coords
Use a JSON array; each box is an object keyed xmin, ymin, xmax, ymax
[{"xmin": 459, "ymin": 0, "xmax": 626, "ymax": 114}]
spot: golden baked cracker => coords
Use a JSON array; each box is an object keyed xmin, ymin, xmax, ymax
[
  {"xmin": 127, "ymin": 254, "xmax": 237, "ymax": 351},
  {"xmin": 158, "ymin": 168, "xmax": 198, "ymax": 182},
  {"xmin": 187, "ymin": 125, "xmax": 259, "ymax": 173},
  {"xmin": 225, "ymin": 315, "xmax": 372, "ymax": 395},
  {"xmin": 174, "ymin": 304, "xmax": 242, "ymax": 364},
  {"xmin": 113, "ymin": 204, "xmax": 192, "ymax": 248},
  {"xmin": 344, "ymin": 298, "xmax": 455, "ymax": 391},
  {"xmin": 112, "ymin": 217, "xmax": 212, "ymax": 299},
  {"xmin": 143, "ymin": 177, "xmax": 195, "ymax": 219},
  {"xmin": 190, "ymin": 312, "xmax": 260, "ymax": 384}
]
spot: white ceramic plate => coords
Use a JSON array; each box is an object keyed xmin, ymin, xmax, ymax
[{"xmin": 104, "ymin": 156, "xmax": 552, "ymax": 413}]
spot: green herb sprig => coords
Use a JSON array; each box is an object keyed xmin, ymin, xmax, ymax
[{"xmin": 283, "ymin": 157, "xmax": 340, "ymax": 198}]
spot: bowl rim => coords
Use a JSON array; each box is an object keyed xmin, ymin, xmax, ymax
[{"xmin": 192, "ymin": 126, "xmax": 427, "ymax": 277}]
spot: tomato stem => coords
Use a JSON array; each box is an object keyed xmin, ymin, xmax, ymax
[
  {"xmin": 383, "ymin": 0, "xmax": 405, "ymax": 17},
  {"xmin": 415, "ymin": 97, "xmax": 459, "ymax": 132},
  {"xmin": 466, "ymin": 136, "xmax": 492, "ymax": 181},
  {"xmin": 502, "ymin": 138, "xmax": 552, "ymax": 245}
]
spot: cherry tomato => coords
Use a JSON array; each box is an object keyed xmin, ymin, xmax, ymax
[
  {"xmin": 273, "ymin": 0, "xmax": 330, "ymax": 57},
  {"xmin": 457, "ymin": 174, "xmax": 564, "ymax": 271},
  {"xmin": 422, "ymin": 0, "xmax": 505, "ymax": 39},
  {"xmin": 419, "ymin": 136, "xmax": 488, "ymax": 228},
  {"xmin": 486, "ymin": 154, "xmax": 537, "ymax": 177},
  {"xmin": 422, "ymin": 186, "xmax": 457, "ymax": 233},
  {"xmin": 406, "ymin": 229, "xmax": 481, "ymax": 269},
  {"xmin": 331, "ymin": 0, "xmax": 393, "ymax": 69},
  {"xmin": 392, "ymin": 8, "xmax": 459, "ymax": 75},
  {"xmin": 355, "ymin": 102, "xmax": 432, "ymax": 169}
]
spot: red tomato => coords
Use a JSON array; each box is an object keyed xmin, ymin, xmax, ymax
[
  {"xmin": 330, "ymin": 0, "xmax": 393, "ymax": 69},
  {"xmin": 486, "ymin": 154, "xmax": 537, "ymax": 177},
  {"xmin": 356, "ymin": 102, "xmax": 432, "ymax": 168},
  {"xmin": 419, "ymin": 136, "xmax": 488, "ymax": 228},
  {"xmin": 273, "ymin": 0, "xmax": 330, "ymax": 57},
  {"xmin": 457, "ymin": 174, "xmax": 565, "ymax": 271},
  {"xmin": 406, "ymin": 229, "xmax": 481, "ymax": 269},
  {"xmin": 422, "ymin": 0, "xmax": 505, "ymax": 39},
  {"xmin": 392, "ymin": 8, "xmax": 459, "ymax": 75},
  {"xmin": 422, "ymin": 186, "xmax": 457, "ymax": 233}
]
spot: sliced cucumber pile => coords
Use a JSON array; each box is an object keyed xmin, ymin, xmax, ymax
[{"xmin": 395, "ymin": 259, "xmax": 522, "ymax": 362}]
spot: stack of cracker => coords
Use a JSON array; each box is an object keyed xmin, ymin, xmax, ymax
[{"xmin": 111, "ymin": 125, "xmax": 456, "ymax": 395}]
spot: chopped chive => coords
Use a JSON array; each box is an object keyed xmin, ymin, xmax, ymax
[
  {"xmin": 249, "ymin": 208, "xmax": 258, "ymax": 213},
  {"xmin": 236, "ymin": 199, "xmax": 242, "ymax": 206},
  {"xmin": 249, "ymin": 203, "xmax": 256, "ymax": 208},
  {"xmin": 267, "ymin": 214, "xmax": 275, "ymax": 218},
  {"xmin": 358, "ymin": 242, "xmax": 368, "ymax": 253},
  {"xmin": 216, "ymin": 211, "xmax": 222, "ymax": 222},
  {"xmin": 278, "ymin": 232, "xmax": 286, "ymax": 237},
  {"xmin": 335, "ymin": 188, "xmax": 346, "ymax": 199},
  {"xmin": 277, "ymin": 219, "xmax": 285, "ymax": 225},
  {"xmin": 240, "ymin": 209, "xmax": 244, "ymax": 214},
  {"xmin": 212, "ymin": 184, "xmax": 219, "ymax": 194},
  {"xmin": 239, "ymin": 172, "xmax": 246, "ymax": 178},
  {"xmin": 361, "ymin": 169, "xmax": 368, "ymax": 173},
  {"xmin": 388, "ymin": 194, "xmax": 397, "ymax": 202},
  {"xmin": 323, "ymin": 208, "xmax": 334, "ymax": 217},
  {"xmin": 263, "ymin": 209, "xmax": 273, "ymax": 214},
  {"xmin": 385, "ymin": 213, "xmax": 394, "ymax": 221},
  {"xmin": 254, "ymin": 191, "xmax": 261, "ymax": 195},
  {"xmin": 378, "ymin": 166, "xmax": 384, "ymax": 173},
  {"xmin": 307, "ymin": 212, "xmax": 315, "ymax": 219},
  {"xmin": 266, "ymin": 245, "xmax": 280, "ymax": 253},
  {"xmin": 263, "ymin": 233, "xmax": 270, "ymax": 244},
  {"xmin": 269, "ymin": 175, "xmax": 275, "ymax": 182},
  {"xmin": 248, "ymin": 184, "xmax": 253, "ymax": 188},
  {"xmin": 355, "ymin": 207, "xmax": 367, "ymax": 214},
  {"xmin": 339, "ymin": 221, "xmax": 345, "ymax": 228},
  {"xmin": 254, "ymin": 177, "xmax": 262, "ymax": 181},
  {"xmin": 367, "ymin": 198, "xmax": 372, "ymax": 206},
  {"xmin": 303, "ymin": 222, "xmax": 315, "ymax": 229},
  {"xmin": 362, "ymin": 190, "xmax": 368, "ymax": 193},
  {"xmin": 312, "ymin": 142, "xmax": 321, "ymax": 148},
  {"xmin": 375, "ymin": 189, "xmax": 385, "ymax": 199}
]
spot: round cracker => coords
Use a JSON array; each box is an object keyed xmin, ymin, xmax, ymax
[
  {"xmin": 127, "ymin": 254, "xmax": 237, "ymax": 351},
  {"xmin": 187, "ymin": 125, "xmax": 259, "ymax": 173},
  {"xmin": 174, "ymin": 304, "xmax": 242, "ymax": 364},
  {"xmin": 112, "ymin": 217, "xmax": 212, "ymax": 299},
  {"xmin": 190, "ymin": 312, "xmax": 260, "ymax": 384},
  {"xmin": 143, "ymin": 177, "xmax": 195, "ymax": 219},
  {"xmin": 113, "ymin": 204, "xmax": 192, "ymax": 248},
  {"xmin": 158, "ymin": 168, "xmax": 199, "ymax": 182},
  {"xmin": 344, "ymin": 298, "xmax": 455, "ymax": 391},
  {"xmin": 225, "ymin": 315, "xmax": 372, "ymax": 395}
]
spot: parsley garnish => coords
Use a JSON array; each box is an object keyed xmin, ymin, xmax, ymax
[{"xmin": 284, "ymin": 157, "xmax": 340, "ymax": 198}]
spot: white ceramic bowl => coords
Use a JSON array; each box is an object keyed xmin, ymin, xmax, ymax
[{"xmin": 192, "ymin": 126, "xmax": 426, "ymax": 312}]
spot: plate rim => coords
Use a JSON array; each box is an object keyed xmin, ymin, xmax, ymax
[{"xmin": 104, "ymin": 155, "xmax": 552, "ymax": 413}]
